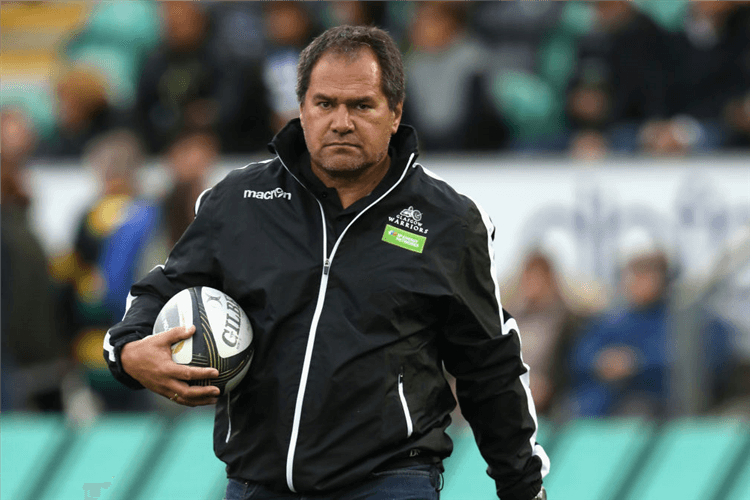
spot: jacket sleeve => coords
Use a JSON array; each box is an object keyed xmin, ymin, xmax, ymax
[
  {"xmin": 103, "ymin": 187, "xmax": 223, "ymax": 389},
  {"xmin": 439, "ymin": 202, "xmax": 550, "ymax": 500}
]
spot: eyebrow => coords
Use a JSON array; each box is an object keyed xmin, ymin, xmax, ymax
[{"xmin": 311, "ymin": 93, "xmax": 377, "ymax": 105}]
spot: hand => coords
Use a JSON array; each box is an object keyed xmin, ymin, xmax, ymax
[
  {"xmin": 595, "ymin": 346, "xmax": 637, "ymax": 382},
  {"xmin": 120, "ymin": 325, "xmax": 220, "ymax": 406}
]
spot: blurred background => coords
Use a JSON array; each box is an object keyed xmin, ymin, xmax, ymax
[{"xmin": 1, "ymin": 1, "xmax": 749, "ymax": 499}]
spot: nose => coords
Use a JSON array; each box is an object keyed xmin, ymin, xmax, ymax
[{"xmin": 331, "ymin": 104, "xmax": 354, "ymax": 134}]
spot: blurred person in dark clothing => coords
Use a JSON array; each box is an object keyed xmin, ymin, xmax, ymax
[
  {"xmin": 54, "ymin": 130, "xmax": 159, "ymax": 412},
  {"xmin": 36, "ymin": 66, "xmax": 125, "ymax": 158},
  {"xmin": 402, "ymin": 1, "xmax": 508, "ymax": 152},
  {"xmin": 570, "ymin": 232, "xmax": 732, "ymax": 418},
  {"xmin": 135, "ymin": 1, "xmax": 271, "ymax": 154},
  {"xmin": 319, "ymin": 1, "xmax": 388, "ymax": 31},
  {"xmin": 571, "ymin": 240, "xmax": 674, "ymax": 418},
  {"xmin": 566, "ymin": 1, "xmax": 673, "ymax": 157},
  {"xmin": 262, "ymin": 1, "xmax": 319, "ymax": 133},
  {"xmin": 660, "ymin": 1, "xmax": 750, "ymax": 152},
  {"xmin": 1, "ymin": 107, "xmax": 70, "ymax": 411}
]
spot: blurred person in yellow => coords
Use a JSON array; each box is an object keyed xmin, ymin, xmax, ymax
[
  {"xmin": 53, "ymin": 129, "xmax": 160, "ymax": 413},
  {"xmin": 1, "ymin": 107, "xmax": 70, "ymax": 411}
]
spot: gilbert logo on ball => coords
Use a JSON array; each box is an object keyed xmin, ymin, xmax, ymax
[{"xmin": 152, "ymin": 287, "xmax": 254, "ymax": 395}]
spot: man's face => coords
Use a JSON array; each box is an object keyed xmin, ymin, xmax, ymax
[{"xmin": 300, "ymin": 48, "xmax": 402, "ymax": 178}]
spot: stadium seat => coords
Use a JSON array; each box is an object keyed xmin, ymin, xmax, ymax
[
  {"xmin": 725, "ymin": 443, "xmax": 750, "ymax": 499},
  {"xmin": 622, "ymin": 418, "xmax": 749, "ymax": 500},
  {"xmin": 132, "ymin": 409, "xmax": 227, "ymax": 500},
  {"xmin": 37, "ymin": 414, "xmax": 165, "ymax": 500},
  {"xmin": 0, "ymin": 413, "xmax": 71, "ymax": 500},
  {"xmin": 543, "ymin": 418, "xmax": 655, "ymax": 500}
]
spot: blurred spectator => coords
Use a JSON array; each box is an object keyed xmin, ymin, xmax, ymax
[
  {"xmin": 53, "ymin": 130, "xmax": 159, "ymax": 412},
  {"xmin": 262, "ymin": 1, "xmax": 318, "ymax": 133},
  {"xmin": 474, "ymin": 0, "xmax": 576, "ymax": 151},
  {"xmin": 62, "ymin": 0, "xmax": 161, "ymax": 109},
  {"xmin": 501, "ymin": 245, "xmax": 605, "ymax": 420},
  {"xmin": 35, "ymin": 65, "xmax": 126, "ymax": 158},
  {"xmin": 659, "ymin": 1, "xmax": 750, "ymax": 152},
  {"xmin": 319, "ymin": 1, "xmax": 388, "ymax": 30},
  {"xmin": 402, "ymin": 1, "xmax": 508, "ymax": 152},
  {"xmin": 1, "ymin": 107, "xmax": 70, "ymax": 411},
  {"xmin": 571, "ymin": 242, "xmax": 674, "ymax": 418},
  {"xmin": 135, "ymin": 1, "xmax": 271, "ymax": 154},
  {"xmin": 138, "ymin": 129, "xmax": 220, "ymax": 275},
  {"xmin": 570, "ymin": 233, "xmax": 732, "ymax": 418},
  {"xmin": 567, "ymin": 1, "xmax": 673, "ymax": 156},
  {"xmin": 206, "ymin": 2, "xmax": 265, "ymax": 67},
  {"xmin": 567, "ymin": 1, "xmax": 750, "ymax": 156}
]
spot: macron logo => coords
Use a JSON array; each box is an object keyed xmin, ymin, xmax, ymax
[{"xmin": 244, "ymin": 187, "xmax": 292, "ymax": 201}]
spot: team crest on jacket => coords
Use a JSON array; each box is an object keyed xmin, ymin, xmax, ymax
[{"xmin": 389, "ymin": 206, "xmax": 429, "ymax": 234}]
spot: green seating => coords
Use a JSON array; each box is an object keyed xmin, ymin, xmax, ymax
[
  {"xmin": 725, "ymin": 443, "xmax": 750, "ymax": 499},
  {"xmin": 38, "ymin": 414, "xmax": 165, "ymax": 500},
  {"xmin": 544, "ymin": 418, "xmax": 654, "ymax": 500},
  {"xmin": 0, "ymin": 413, "xmax": 70, "ymax": 500},
  {"xmin": 623, "ymin": 419, "xmax": 749, "ymax": 500},
  {"xmin": 133, "ymin": 410, "xmax": 226, "ymax": 500}
]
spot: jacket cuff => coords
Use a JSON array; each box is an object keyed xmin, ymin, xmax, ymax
[
  {"xmin": 496, "ymin": 480, "xmax": 543, "ymax": 500},
  {"xmin": 112, "ymin": 335, "xmax": 146, "ymax": 390}
]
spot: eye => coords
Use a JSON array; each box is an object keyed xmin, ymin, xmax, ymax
[
  {"xmin": 317, "ymin": 101, "xmax": 331, "ymax": 109},
  {"xmin": 357, "ymin": 103, "xmax": 371, "ymax": 111}
]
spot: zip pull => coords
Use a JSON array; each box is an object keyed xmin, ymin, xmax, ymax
[{"xmin": 323, "ymin": 259, "xmax": 331, "ymax": 275}]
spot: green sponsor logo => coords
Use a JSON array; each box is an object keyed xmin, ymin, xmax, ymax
[{"xmin": 382, "ymin": 224, "xmax": 426, "ymax": 254}]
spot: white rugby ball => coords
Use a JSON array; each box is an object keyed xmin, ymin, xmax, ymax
[{"xmin": 152, "ymin": 286, "xmax": 254, "ymax": 395}]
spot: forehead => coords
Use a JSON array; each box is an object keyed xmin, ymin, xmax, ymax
[{"xmin": 307, "ymin": 48, "xmax": 384, "ymax": 100}]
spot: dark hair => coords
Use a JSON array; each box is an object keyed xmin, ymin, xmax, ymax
[{"xmin": 296, "ymin": 25, "xmax": 405, "ymax": 111}]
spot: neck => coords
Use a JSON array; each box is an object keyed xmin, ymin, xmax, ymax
[{"xmin": 311, "ymin": 154, "xmax": 391, "ymax": 209}]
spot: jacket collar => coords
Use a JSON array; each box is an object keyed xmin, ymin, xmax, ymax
[{"xmin": 268, "ymin": 118, "xmax": 420, "ymax": 179}]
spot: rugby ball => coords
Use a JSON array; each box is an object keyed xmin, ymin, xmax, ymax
[{"xmin": 152, "ymin": 286, "xmax": 254, "ymax": 395}]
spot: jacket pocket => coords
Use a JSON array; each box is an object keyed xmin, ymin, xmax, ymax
[{"xmin": 398, "ymin": 368, "xmax": 414, "ymax": 438}]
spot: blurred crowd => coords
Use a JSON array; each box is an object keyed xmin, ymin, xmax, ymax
[
  {"xmin": 3, "ymin": 1, "xmax": 750, "ymax": 160},
  {"xmin": 2, "ymin": 1, "xmax": 750, "ymax": 424}
]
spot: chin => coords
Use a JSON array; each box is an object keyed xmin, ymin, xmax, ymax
[{"xmin": 317, "ymin": 155, "xmax": 369, "ymax": 174}]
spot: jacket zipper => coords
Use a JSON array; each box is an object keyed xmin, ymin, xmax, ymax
[
  {"xmin": 225, "ymin": 392, "xmax": 232, "ymax": 443},
  {"xmin": 279, "ymin": 153, "xmax": 416, "ymax": 492},
  {"xmin": 398, "ymin": 369, "xmax": 414, "ymax": 438}
]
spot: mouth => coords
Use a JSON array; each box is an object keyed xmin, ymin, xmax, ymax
[{"xmin": 325, "ymin": 143, "xmax": 359, "ymax": 148}]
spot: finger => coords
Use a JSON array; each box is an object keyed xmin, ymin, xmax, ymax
[
  {"xmin": 168, "ymin": 380, "xmax": 220, "ymax": 399},
  {"xmin": 166, "ymin": 324, "xmax": 197, "ymax": 342},
  {"xmin": 177, "ymin": 395, "xmax": 219, "ymax": 407},
  {"xmin": 170, "ymin": 385, "xmax": 220, "ymax": 407},
  {"xmin": 174, "ymin": 364, "xmax": 220, "ymax": 381}
]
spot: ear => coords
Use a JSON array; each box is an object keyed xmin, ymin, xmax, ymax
[
  {"xmin": 299, "ymin": 103, "xmax": 305, "ymax": 129},
  {"xmin": 390, "ymin": 102, "xmax": 403, "ymax": 135}
]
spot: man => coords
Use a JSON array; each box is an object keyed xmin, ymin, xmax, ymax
[{"xmin": 104, "ymin": 26, "xmax": 549, "ymax": 500}]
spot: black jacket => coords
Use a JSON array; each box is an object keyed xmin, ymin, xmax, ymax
[{"xmin": 104, "ymin": 120, "xmax": 548, "ymax": 500}]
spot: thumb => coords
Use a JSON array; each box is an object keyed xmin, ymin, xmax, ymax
[{"xmin": 162, "ymin": 324, "xmax": 197, "ymax": 344}]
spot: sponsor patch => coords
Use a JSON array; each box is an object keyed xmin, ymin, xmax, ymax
[{"xmin": 382, "ymin": 224, "xmax": 426, "ymax": 254}]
